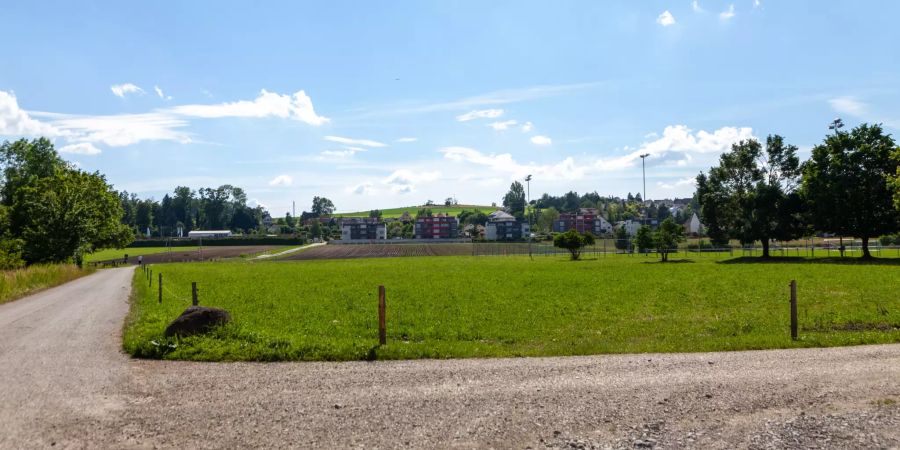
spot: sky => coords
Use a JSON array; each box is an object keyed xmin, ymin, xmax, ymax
[{"xmin": 2, "ymin": 1, "xmax": 900, "ymax": 215}]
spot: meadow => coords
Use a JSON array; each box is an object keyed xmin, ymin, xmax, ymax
[
  {"xmin": 332, "ymin": 204, "xmax": 494, "ymax": 218},
  {"xmin": 1, "ymin": 264, "xmax": 94, "ymax": 305},
  {"xmin": 124, "ymin": 254, "xmax": 900, "ymax": 361}
]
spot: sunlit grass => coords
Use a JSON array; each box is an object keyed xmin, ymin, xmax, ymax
[
  {"xmin": 0, "ymin": 264, "xmax": 94, "ymax": 304},
  {"xmin": 124, "ymin": 254, "xmax": 900, "ymax": 361}
]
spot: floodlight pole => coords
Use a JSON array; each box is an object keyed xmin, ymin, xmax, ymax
[
  {"xmin": 639, "ymin": 153, "xmax": 650, "ymax": 206},
  {"xmin": 828, "ymin": 118, "xmax": 845, "ymax": 257},
  {"xmin": 525, "ymin": 174, "xmax": 532, "ymax": 259}
]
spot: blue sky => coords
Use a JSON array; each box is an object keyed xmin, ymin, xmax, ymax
[{"xmin": 2, "ymin": 1, "xmax": 899, "ymax": 214}]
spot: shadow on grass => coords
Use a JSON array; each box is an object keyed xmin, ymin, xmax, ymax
[
  {"xmin": 717, "ymin": 256, "xmax": 900, "ymax": 266},
  {"xmin": 640, "ymin": 259, "xmax": 695, "ymax": 264}
]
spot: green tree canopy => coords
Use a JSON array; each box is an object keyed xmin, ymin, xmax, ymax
[
  {"xmin": 653, "ymin": 217, "xmax": 685, "ymax": 262},
  {"xmin": 696, "ymin": 135, "xmax": 805, "ymax": 257},
  {"xmin": 502, "ymin": 181, "xmax": 526, "ymax": 219},
  {"xmin": 802, "ymin": 123, "xmax": 900, "ymax": 258},
  {"xmin": 311, "ymin": 196, "xmax": 335, "ymax": 217},
  {"xmin": 633, "ymin": 225, "xmax": 654, "ymax": 254},
  {"xmin": 553, "ymin": 230, "xmax": 595, "ymax": 260}
]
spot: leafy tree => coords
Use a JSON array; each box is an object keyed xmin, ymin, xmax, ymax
[
  {"xmin": 0, "ymin": 138, "xmax": 67, "ymax": 208},
  {"xmin": 890, "ymin": 147, "xmax": 900, "ymax": 211},
  {"xmin": 135, "ymin": 199, "xmax": 154, "ymax": 235},
  {"xmin": 653, "ymin": 217, "xmax": 685, "ymax": 262},
  {"xmin": 172, "ymin": 186, "xmax": 196, "ymax": 233},
  {"xmin": 633, "ymin": 225, "xmax": 654, "ymax": 253},
  {"xmin": 553, "ymin": 230, "xmax": 595, "ymax": 260},
  {"xmin": 16, "ymin": 170, "xmax": 132, "ymax": 265},
  {"xmin": 387, "ymin": 221, "xmax": 404, "ymax": 239},
  {"xmin": 310, "ymin": 196, "xmax": 335, "ymax": 217},
  {"xmin": 802, "ymin": 123, "xmax": 900, "ymax": 258},
  {"xmin": 536, "ymin": 207, "xmax": 560, "ymax": 232},
  {"xmin": 369, "ymin": 209, "xmax": 382, "ymax": 219},
  {"xmin": 415, "ymin": 208, "xmax": 433, "ymax": 219},
  {"xmin": 285, "ymin": 213, "xmax": 295, "ymax": 228},
  {"xmin": 614, "ymin": 225, "xmax": 630, "ymax": 250},
  {"xmin": 696, "ymin": 135, "xmax": 804, "ymax": 257},
  {"xmin": 502, "ymin": 181, "xmax": 527, "ymax": 219},
  {"xmin": 230, "ymin": 206, "xmax": 258, "ymax": 233},
  {"xmin": 0, "ymin": 204, "xmax": 24, "ymax": 269},
  {"xmin": 658, "ymin": 205, "xmax": 671, "ymax": 221}
]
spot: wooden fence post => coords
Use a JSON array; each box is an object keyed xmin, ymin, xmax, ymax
[
  {"xmin": 378, "ymin": 285, "xmax": 386, "ymax": 345},
  {"xmin": 158, "ymin": 273, "xmax": 163, "ymax": 304},
  {"xmin": 790, "ymin": 280, "xmax": 798, "ymax": 340},
  {"xmin": 192, "ymin": 282, "xmax": 198, "ymax": 306},
  {"xmin": 149, "ymin": 269, "xmax": 152, "ymax": 286}
]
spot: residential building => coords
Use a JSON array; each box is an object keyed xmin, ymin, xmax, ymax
[
  {"xmin": 188, "ymin": 230, "xmax": 232, "ymax": 239},
  {"xmin": 414, "ymin": 214, "xmax": 458, "ymax": 239},
  {"xmin": 554, "ymin": 212, "xmax": 612, "ymax": 235},
  {"xmin": 484, "ymin": 210, "xmax": 530, "ymax": 241},
  {"xmin": 340, "ymin": 218, "xmax": 387, "ymax": 240},
  {"xmin": 685, "ymin": 212, "xmax": 704, "ymax": 235}
]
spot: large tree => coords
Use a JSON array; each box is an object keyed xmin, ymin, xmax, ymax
[
  {"xmin": 502, "ymin": 181, "xmax": 526, "ymax": 219},
  {"xmin": 15, "ymin": 170, "xmax": 132, "ymax": 265},
  {"xmin": 1, "ymin": 138, "xmax": 66, "ymax": 208},
  {"xmin": 653, "ymin": 217, "xmax": 685, "ymax": 262},
  {"xmin": 310, "ymin": 196, "xmax": 335, "ymax": 217},
  {"xmin": 696, "ymin": 135, "xmax": 804, "ymax": 257},
  {"xmin": 802, "ymin": 123, "xmax": 900, "ymax": 258}
]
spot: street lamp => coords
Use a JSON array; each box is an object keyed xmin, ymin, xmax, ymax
[
  {"xmin": 828, "ymin": 118, "xmax": 845, "ymax": 256},
  {"xmin": 639, "ymin": 153, "xmax": 650, "ymax": 205},
  {"xmin": 525, "ymin": 174, "xmax": 532, "ymax": 259}
]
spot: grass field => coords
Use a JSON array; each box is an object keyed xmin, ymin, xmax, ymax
[
  {"xmin": 124, "ymin": 254, "xmax": 900, "ymax": 361},
  {"xmin": 332, "ymin": 204, "xmax": 495, "ymax": 218},
  {"xmin": 1, "ymin": 264, "xmax": 94, "ymax": 305}
]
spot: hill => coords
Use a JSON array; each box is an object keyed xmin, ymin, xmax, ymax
[{"xmin": 332, "ymin": 204, "xmax": 496, "ymax": 218}]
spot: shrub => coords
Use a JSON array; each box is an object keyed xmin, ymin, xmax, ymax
[{"xmin": 553, "ymin": 230, "xmax": 595, "ymax": 260}]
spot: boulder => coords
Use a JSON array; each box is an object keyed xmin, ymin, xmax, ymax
[{"xmin": 164, "ymin": 306, "xmax": 231, "ymax": 338}]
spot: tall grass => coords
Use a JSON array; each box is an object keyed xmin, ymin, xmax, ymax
[{"xmin": 0, "ymin": 264, "xmax": 94, "ymax": 305}]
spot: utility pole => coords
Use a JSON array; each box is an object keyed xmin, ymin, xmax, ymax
[
  {"xmin": 828, "ymin": 118, "xmax": 845, "ymax": 257},
  {"xmin": 292, "ymin": 200, "xmax": 296, "ymax": 218}
]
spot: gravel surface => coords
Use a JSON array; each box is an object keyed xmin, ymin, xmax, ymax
[{"xmin": 1, "ymin": 268, "xmax": 898, "ymax": 449}]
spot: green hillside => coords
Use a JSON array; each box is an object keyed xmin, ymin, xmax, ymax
[{"xmin": 333, "ymin": 204, "xmax": 496, "ymax": 218}]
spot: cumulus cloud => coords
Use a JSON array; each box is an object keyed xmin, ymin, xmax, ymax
[
  {"xmin": 520, "ymin": 121, "xmax": 534, "ymax": 133},
  {"xmin": 110, "ymin": 83, "xmax": 144, "ymax": 98},
  {"xmin": 58, "ymin": 142, "xmax": 102, "ymax": 155},
  {"xmin": 657, "ymin": 177, "xmax": 697, "ymax": 190},
  {"xmin": 268, "ymin": 175, "xmax": 293, "ymax": 187},
  {"xmin": 351, "ymin": 182, "xmax": 373, "ymax": 195},
  {"xmin": 154, "ymin": 86, "xmax": 172, "ymax": 100},
  {"xmin": 720, "ymin": 4, "xmax": 735, "ymax": 20},
  {"xmin": 488, "ymin": 120, "xmax": 518, "ymax": 131},
  {"xmin": 169, "ymin": 89, "xmax": 329, "ymax": 125},
  {"xmin": 829, "ymin": 96, "xmax": 868, "ymax": 116},
  {"xmin": 530, "ymin": 135, "xmax": 552, "ymax": 146},
  {"xmin": 323, "ymin": 135, "xmax": 387, "ymax": 148},
  {"xmin": 0, "ymin": 91, "xmax": 61, "ymax": 136},
  {"xmin": 657, "ymin": 10, "xmax": 676, "ymax": 26},
  {"xmin": 383, "ymin": 169, "xmax": 440, "ymax": 194},
  {"xmin": 395, "ymin": 137, "xmax": 417, "ymax": 143},
  {"xmin": 456, "ymin": 108, "xmax": 504, "ymax": 122}
]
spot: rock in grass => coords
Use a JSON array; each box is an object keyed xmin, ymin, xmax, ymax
[{"xmin": 164, "ymin": 306, "xmax": 231, "ymax": 338}]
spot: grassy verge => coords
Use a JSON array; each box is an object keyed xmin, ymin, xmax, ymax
[
  {"xmin": 86, "ymin": 246, "xmax": 200, "ymax": 262},
  {"xmin": 0, "ymin": 264, "xmax": 95, "ymax": 305},
  {"xmin": 124, "ymin": 254, "xmax": 900, "ymax": 361}
]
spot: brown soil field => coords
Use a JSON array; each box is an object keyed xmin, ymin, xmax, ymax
[
  {"xmin": 284, "ymin": 243, "xmax": 475, "ymax": 260},
  {"xmin": 94, "ymin": 246, "xmax": 281, "ymax": 265}
]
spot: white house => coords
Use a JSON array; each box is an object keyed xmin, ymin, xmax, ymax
[
  {"xmin": 188, "ymin": 230, "xmax": 233, "ymax": 239},
  {"xmin": 686, "ymin": 213, "xmax": 705, "ymax": 235}
]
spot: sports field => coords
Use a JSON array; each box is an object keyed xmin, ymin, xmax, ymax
[{"xmin": 124, "ymin": 254, "xmax": 900, "ymax": 361}]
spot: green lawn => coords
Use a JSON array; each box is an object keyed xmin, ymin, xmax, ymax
[
  {"xmin": 124, "ymin": 254, "xmax": 900, "ymax": 361},
  {"xmin": 86, "ymin": 246, "xmax": 200, "ymax": 262},
  {"xmin": 332, "ymin": 204, "xmax": 495, "ymax": 218}
]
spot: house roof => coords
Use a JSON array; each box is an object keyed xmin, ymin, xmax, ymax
[{"xmin": 488, "ymin": 210, "xmax": 516, "ymax": 221}]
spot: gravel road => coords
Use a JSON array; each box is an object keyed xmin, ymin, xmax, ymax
[{"xmin": 1, "ymin": 268, "xmax": 898, "ymax": 449}]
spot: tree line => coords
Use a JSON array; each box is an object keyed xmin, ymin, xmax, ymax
[{"xmin": 696, "ymin": 123, "xmax": 900, "ymax": 258}]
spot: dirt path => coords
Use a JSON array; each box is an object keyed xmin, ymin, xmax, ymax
[{"xmin": 1, "ymin": 268, "xmax": 898, "ymax": 448}]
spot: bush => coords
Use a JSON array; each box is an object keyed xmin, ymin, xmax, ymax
[
  {"xmin": 553, "ymin": 230, "xmax": 595, "ymax": 260},
  {"xmin": 878, "ymin": 234, "xmax": 899, "ymax": 246}
]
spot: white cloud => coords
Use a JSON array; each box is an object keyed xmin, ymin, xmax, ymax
[
  {"xmin": 320, "ymin": 149, "xmax": 357, "ymax": 159},
  {"xmin": 169, "ymin": 89, "xmax": 329, "ymax": 125},
  {"xmin": 657, "ymin": 177, "xmax": 697, "ymax": 190},
  {"xmin": 657, "ymin": 10, "xmax": 676, "ymax": 26},
  {"xmin": 154, "ymin": 86, "xmax": 172, "ymax": 100},
  {"xmin": 351, "ymin": 182, "xmax": 373, "ymax": 195},
  {"xmin": 692, "ymin": 1, "xmax": 705, "ymax": 13},
  {"xmin": 488, "ymin": 120, "xmax": 518, "ymax": 131},
  {"xmin": 323, "ymin": 135, "xmax": 387, "ymax": 148},
  {"xmin": 58, "ymin": 142, "xmax": 102, "ymax": 155},
  {"xmin": 520, "ymin": 121, "xmax": 534, "ymax": 133},
  {"xmin": 110, "ymin": 83, "xmax": 144, "ymax": 98},
  {"xmin": 720, "ymin": 4, "xmax": 735, "ymax": 20},
  {"xmin": 0, "ymin": 91, "xmax": 61, "ymax": 136},
  {"xmin": 395, "ymin": 137, "xmax": 417, "ymax": 143},
  {"xmin": 42, "ymin": 112, "xmax": 192, "ymax": 147},
  {"xmin": 829, "ymin": 96, "xmax": 868, "ymax": 116},
  {"xmin": 753, "ymin": 0, "xmax": 761, "ymax": 8},
  {"xmin": 268, "ymin": 175, "xmax": 293, "ymax": 187},
  {"xmin": 456, "ymin": 108, "xmax": 504, "ymax": 122},
  {"xmin": 384, "ymin": 169, "xmax": 440, "ymax": 185},
  {"xmin": 530, "ymin": 135, "xmax": 552, "ymax": 146}
]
